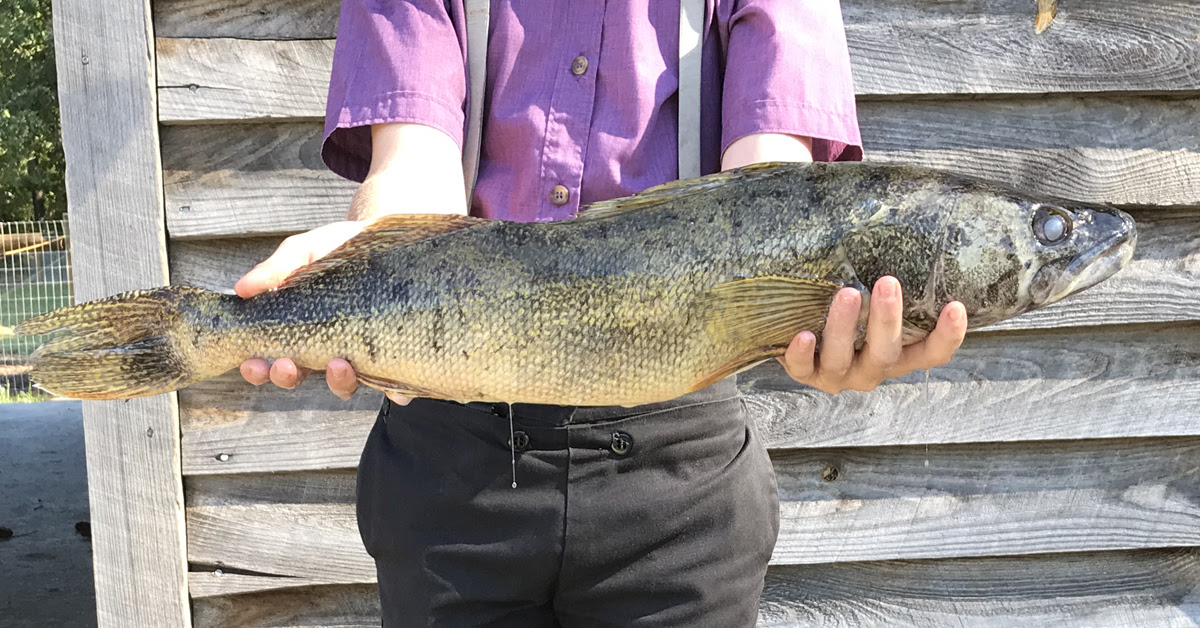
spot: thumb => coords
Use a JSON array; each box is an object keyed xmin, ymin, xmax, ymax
[{"xmin": 234, "ymin": 239, "xmax": 312, "ymax": 299}]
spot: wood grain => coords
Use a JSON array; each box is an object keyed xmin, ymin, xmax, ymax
[
  {"xmin": 858, "ymin": 97, "xmax": 1200, "ymax": 207},
  {"xmin": 843, "ymin": 0, "xmax": 1200, "ymax": 96},
  {"xmin": 768, "ymin": 437, "xmax": 1200, "ymax": 564},
  {"xmin": 192, "ymin": 583, "xmax": 380, "ymax": 628},
  {"xmin": 158, "ymin": 97, "xmax": 1200, "ymax": 240},
  {"xmin": 183, "ymin": 436, "xmax": 1200, "ymax": 596},
  {"xmin": 162, "ymin": 123, "xmax": 354, "ymax": 239},
  {"xmin": 152, "ymin": 0, "xmax": 1200, "ymax": 94},
  {"xmin": 157, "ymin": 38, "xmax": 334, "ymax": 123},
  {"xmin": 176, "ymin": 321, "xmax": 1200, "ymax": 475},
  {"xmin": 52, "ymin": 0, "xmax": 191, "ymax": 626},
  {"xmin": 759, "ymin": 548, "xmax": 1200, "ymax": 627},
  {"xmin": 153, "ymin": 0, "xmax": 339, "ymax": 39},
  {"xmin": 189, "ymin": 549, "xmax": 1200, "ymax": 627}
]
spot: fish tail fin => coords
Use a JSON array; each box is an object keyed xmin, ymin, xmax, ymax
[{"xmin": 15, "ymin": 285, "xmax": 224, "ymax": 400}]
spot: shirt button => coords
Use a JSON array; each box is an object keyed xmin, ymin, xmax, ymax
[
  {"xmin": 550, "ymin": 185, "xmax": 570, "ymax": 206},
  {"xmin": 610, "ymin": 431, "xmax": 633, "ymax": 456},
  {"xmin": 571, "ymin": 55, "xmax": 589, "ymax": 76}
]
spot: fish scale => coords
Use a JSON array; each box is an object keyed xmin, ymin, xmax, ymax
[{"xmin": 14, "ymin": 162, "xmax": 1136, "ymax": 404}]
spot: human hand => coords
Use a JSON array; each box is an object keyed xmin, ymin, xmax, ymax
[
  {"xmin": 233, "ymin": 220, "xmax": 412, "ymax": 405},
  {"xmin": 779, "ymin": 276, "xmax": 967, "ymax": 394}
]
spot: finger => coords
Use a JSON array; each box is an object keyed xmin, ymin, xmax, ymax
[
  {"xmin": 899, "ymin": 301, "xmax": 967, "ymax": 371},
  {"xmin": 816, "ymin": 288, "xmax": 862, "ymax": 377},
  {"xmin": 234, "ymin": 238, "xmax": 309, "ymax": 299},
  {"xmin": 239, "ymin": 359, "xmax": 271, "ymax": 385},
  {"xmin": 326, "ymin": 358, "xmax": 359, "ymax": 401},
  {"xmin": 861, "ymin": 276, "xmax": 904, "ymax": 372},
  {"xmin": 269, "ymin": 358, "xmax": 308, "ymax": 389},
  {"xmin": 386, "ymin": 392, "xmax": 413, "ymax": 406},
  {"xmin": 779, "ymin": 331, "xmax": 817, "ymax": 381}
]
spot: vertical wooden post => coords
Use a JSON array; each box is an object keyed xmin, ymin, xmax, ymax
[{"xmin": 52, "ymin": 0, "xmax": 191, "ymax": 625}]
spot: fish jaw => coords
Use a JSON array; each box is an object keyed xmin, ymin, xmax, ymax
[{"xmin": 1033, "ymin": 208, "xmax": 1137, "ymax": 305}]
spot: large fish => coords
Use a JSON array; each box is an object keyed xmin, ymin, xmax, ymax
[{"xmin": 15, "ymin": 162, "xmax": 1135, "ymax": 405}]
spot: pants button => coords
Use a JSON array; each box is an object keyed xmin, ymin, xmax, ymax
[
  {"xmin": 610, "ymin": 431, "xmax": 633, "ymax": 455},
  {"xmin": 508, "ymin": 431, "xmax": 530, "ymax": 452}
]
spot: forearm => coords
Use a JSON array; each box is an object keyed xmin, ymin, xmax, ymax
[
  {"xmin": 721, "ymin": 133, "xmax": 814, "ymax": 171},
  {"xmin": 348, "ymin": 122, "xmax": 469, "ymax": 221}
]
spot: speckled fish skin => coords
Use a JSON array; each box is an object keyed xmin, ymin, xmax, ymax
[{"xmin": 18, "ymin": 162, "xmax": 1136, "ymax": 404}]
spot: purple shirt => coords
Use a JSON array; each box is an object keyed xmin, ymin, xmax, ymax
[{"xmin": 322, "ymin": 0, "xmax": 862, "ymax": 222}]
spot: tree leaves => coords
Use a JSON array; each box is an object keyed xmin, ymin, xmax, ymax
[{"xmin": 0, "ymin": 0, "xmax": 65, "ymax": 221}]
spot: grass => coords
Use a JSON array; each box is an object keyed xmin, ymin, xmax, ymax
[{"xmin": 0, "ymin": 385, "xmax": 45, "ymax": 403}]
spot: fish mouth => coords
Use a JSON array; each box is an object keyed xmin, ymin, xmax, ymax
[{"xmin": 1041, "ymin": 210, "xmax": 1137, "ymax": 303}]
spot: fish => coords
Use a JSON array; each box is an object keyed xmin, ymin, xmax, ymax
[{"xmin": 14, "ymin": 162, "xmax": 1136, "ymax": 406}]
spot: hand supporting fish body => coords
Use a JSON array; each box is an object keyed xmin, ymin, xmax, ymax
[{"xmin": 17, "ymin": 162, "xmax": 1136, "ymax": 405}]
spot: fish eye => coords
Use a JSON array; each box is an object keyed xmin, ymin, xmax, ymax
[{"xmin": 1033, "ymin": 206, "xmax": 1072, "ymax": 245}]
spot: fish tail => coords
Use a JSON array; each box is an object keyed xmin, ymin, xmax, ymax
[{"xmin": 16, "ymin": 285, "xmax": 223, "ymax": 400}]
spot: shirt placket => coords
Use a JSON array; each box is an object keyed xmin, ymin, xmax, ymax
[{"xmin": 536, "ymin": 0, "xmax": 606, "ymax": 220}]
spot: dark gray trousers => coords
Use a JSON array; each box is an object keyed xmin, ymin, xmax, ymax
[{"xmin": 356, "ymin": 377, "xmax": 780, "ymax": 627}]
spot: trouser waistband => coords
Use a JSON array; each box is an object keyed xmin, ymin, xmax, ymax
[{"xmin": 445, "ymin": 376, "xmax": 739, "ymax": 427}]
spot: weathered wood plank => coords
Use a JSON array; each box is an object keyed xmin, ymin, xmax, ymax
[
  {"xmin": 158, "ymin": 98, "xmax": 1200, "ymax": 241},
  {"xmin": 747, "ymin": 323, "xmax": 1200, "ymax": 450},
  {"xmin": 157, "ymin": 38, "xmax": 334, "ymax": 123},
  {"xmin": 192, "ymin": 583, "xmax": 380, "ymax": 628},
  {"xmin": 177, "ymin": 322, "xmax": 1200, "ymax": 474},
  {"xmin": 152, "ymin": 0, "xmax": 1200, "ymax": 95},
  {"xmin": 858, "ymin": 97, "xmax": 1200, "ymax": 208},
  {"xmin": 183, "ymin": 436, "xmax": 1200, "ymax": 594},
  {"xmin": 153, "ymin": 0, "xmax": 339, "ymax": 39},
  {"xmin": 843, "ymin": 0, "xmax": 1200, "ymax": 96},
  {"xmin": 189, "ymin": 549, "xmax": 1200, "ymax": 627},
  {"xmin": 52, "ymin": 0, "xmax": 191, "ymax": 626},
  {"xmin": 166, "ymin": 209, "xmax": 1200, "ymax": 333},
  {"xmin": 162, "ymin": 123, "xmax": 355, "ymax": 239},
  {"xmin": 759, "ymin": 548, "xmax": 1200, "ymax": 627}
]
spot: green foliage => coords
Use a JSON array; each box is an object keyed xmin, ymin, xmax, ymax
[{"xmin": 0, "ymin": 0, "xmax": 65, "ymax": 221}]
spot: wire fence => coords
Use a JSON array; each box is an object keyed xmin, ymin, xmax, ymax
[{"xmin": 1, "ymin": 220, "xmax": 73, "ymax": 391}]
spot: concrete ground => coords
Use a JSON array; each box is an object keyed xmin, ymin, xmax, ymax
[{"xmin": 0, "ymin": 401, "xmax": 96, "ymax": 628}]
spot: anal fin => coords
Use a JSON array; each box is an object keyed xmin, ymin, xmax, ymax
[{"xmin": 356, "ymin": 372, "xmax": 443, "ymax": 399}]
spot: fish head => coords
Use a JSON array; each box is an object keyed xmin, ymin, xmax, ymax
[{"xmin": 935, "ymin": 180, "xmax": 1137, "ymax": 328}]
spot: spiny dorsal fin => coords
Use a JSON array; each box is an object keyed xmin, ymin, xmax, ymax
[
  {"xmin": 572, "ymin": 163, "xmax": 785, "ymax": 221},
  {"xmin": 280, "ymin": 214, "xmax": 489, "ymax": 288},
  {"xmin": 703, "ymin": 275, "xmax": 842, "ymax": 349}
]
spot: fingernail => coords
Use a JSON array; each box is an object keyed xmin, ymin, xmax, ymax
[{"xmin": 949, "ymin": 304, "xmax": 964, "ymax": 324}]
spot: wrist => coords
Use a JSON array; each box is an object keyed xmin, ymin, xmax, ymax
[{"xmin": 721, "ymin": 133, "xmax": 814, "ymax": 171}]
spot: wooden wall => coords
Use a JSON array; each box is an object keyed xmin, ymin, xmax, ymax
[{"xmin": 144, "ymin": 0, "xmax": 1200, "ymax": 625}]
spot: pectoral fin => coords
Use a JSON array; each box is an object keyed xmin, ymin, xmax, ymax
[{"xmin": 704, "ymin": 275, "xmax": 842, "ymax": 348}]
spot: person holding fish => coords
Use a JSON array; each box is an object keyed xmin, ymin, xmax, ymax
[
  {"xmin": 230, "ymin": 1, "xmax": 969, "ymax": 626},
  {"xmin": 13, "ymin": 0, "xmax": 1131, "ymax": 620}
]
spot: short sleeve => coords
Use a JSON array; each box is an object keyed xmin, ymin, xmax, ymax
[
  {"xmin": 321, "ymin": 0, "xmax": 469, "ymax": 182},
  {"xmin": 721, "ymin": 0, "xmax": 863, "ymax": 162}
]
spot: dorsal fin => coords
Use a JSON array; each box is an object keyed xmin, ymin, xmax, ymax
[
  {"xmin": 572, "ymin": 163, "xmax": 784, "ymax": 221},
  {"xmin": 280, "ymin": 214, "xmax": 489, "ymax": 288}
]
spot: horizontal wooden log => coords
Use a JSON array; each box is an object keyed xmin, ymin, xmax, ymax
[
  {"xmin": 159, "ymin": 98, "xmax": 1200, "ymax": 240},
  {"xmin": 190, "ymin": 549, "xmax": 1200, "ymax": 627},
  {"xmin": 191, "ymin": 583, "xmax": 380, "ymax": 628},
  {"xmin": 858, "ymin": 96, "xmax": 1200, "ymax": 208},
  {"xmin": 162, "ymin": 124, "xmax": 355, "ymax": 239},
  {"xmin": 157, "ymin": 38, "xmax": 334, "ymax": 123},
  {"xmin": 167, "ymin": 208, "xmax": 1200, "ymax": 335},
  {"xmin": 177, "ymin": 321, "xmax": 1200, "ymax": 475},
  {"xmin": 153, "ymin": 0, "xmax": 1200, "ymax": 95},
  {"xmin": 153, "ymin": 0, "xmax": 338, "ymax": 40},
  {"xmin": 183, "ymin": 435, "xmax": 1200, "ymax": 596},
  {"xmin": 759, "ymin": 548, "xmax": 1200, "ymax": 627}
]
